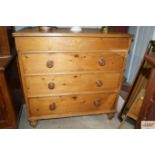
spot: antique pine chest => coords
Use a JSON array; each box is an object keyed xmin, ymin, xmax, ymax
[{"xmin": 13, "ymin": 27, "xmax": 132, "ymax": 127}]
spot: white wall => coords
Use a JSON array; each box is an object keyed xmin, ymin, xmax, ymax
[
  {"xmin": 125, "ymin": 26, "xmax": 155, "ymax": 84},
  {"xmin": 125, "ymin": 26, "xmax": 138, "ymax": 81}
]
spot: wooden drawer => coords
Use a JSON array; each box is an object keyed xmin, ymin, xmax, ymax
[
  {"xmin": 29, "ymin": 93, "xmax": 117, "ymax": 118},
  {"xmin": 15, "ymin": 37, "xmax": 130, "ymax": 51},
  {"xmin": 25, "ymin": 73, "xmax": 120, "ymax": 97},
  {"xmin": 21, "ymin": 52, "xmax": 125, "ymax": 74}
]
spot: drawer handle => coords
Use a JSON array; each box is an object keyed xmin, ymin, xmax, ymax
[
  {"xmin": 96, "ymin": 80, "xmax": 103, "ymax": 87},
  {"xmin": 49, "ymin": 103, "xmax": 56, "ymax": 111},
  {"xmin": 94, "ymin": 100, "xmax": 101, "ymax": 107},
  {"xmin": 46, "ymin": 60, "xmax": 54, "ymax": 68},
  {"xmin": 48, "ymin": 82, "xmax": 55, "ymax": 89},
  {"xmin": 98, "ymin": 58, "xmax": 105, "ymax": 66}
]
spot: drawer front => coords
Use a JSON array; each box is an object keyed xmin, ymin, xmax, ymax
[
  {"xmin": 21, "ymin": 52, "xmax": 125, "ymax": 74},
  {"xmin": 25, "ymin": 73, "xmax": 120, "ymax": 97},
  {"xmin": 15, "ymin": 37, "xmax": 130, "ymax": 51},
  {"xmin": 29, "ymin": 93, "xmax": 117, "ymax": 117}
]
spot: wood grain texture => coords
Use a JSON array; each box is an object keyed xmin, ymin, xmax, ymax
[
  {"xmin": 0, "ymin": 26, "xmax": 15, "ymax": 56},
  {"xmin": 15, "ymin": 37, "xmax": 130, "ymax": 51},
  {"xmin": 0, "ymin": 56, "xmax": 12, "ymax": 70},
  {"xmin": 136, "ymin": 52, "xmax": 155, "ymax": 128},
  {"xmin": 0, "ymin": 70, "xmax": 16, "ymax": 128},
  {"xmin": 128, "ymin": 89, "xmax": 145, "ymax": 120},
  {"xmin": 21, "ymin": 52, "xmax": 125, "ymax": 74},
  {"xmin": 14, "ymin": 28, "xmax": 132, "ymax": 126},
  {"xmin": 0, "ymin": 27, "xmax": 10, "ymax": 56},
  {"xmin": 0, "ymin": 57, "xmax": 23, "ymax": 128},
  {"xmin": 29, "ymin": 93, "xmax": 117, "ymax": 118},
  {"xmin": 25, "ymin": 73, "xmax": 120, "ymax": 97}
]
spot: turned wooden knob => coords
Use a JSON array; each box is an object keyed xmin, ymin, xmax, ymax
[
  {"xmin": 46, "ymin": 60, "xmax": 54, "ymax": 68},
  {"xmin": 49, "ymin": 103, "xmax": 56, "ymax": 111},
  {"xmin": 94, "ymin": 100, "xmax": 101, "ymax": 107},
  {"xmin": 98, "ymin": 58, "xmax": 105, "ymax": 66},
  {"xmin": 150, "ymin": 98, "xmax": 155, "ymax": 103},
  {"xmin": 96, "ymin": 80, "xmax": 103, "ymax": 87},
  {"xmin": 48, "ymin": 82, "xmax": 55, "ymax": 89}
]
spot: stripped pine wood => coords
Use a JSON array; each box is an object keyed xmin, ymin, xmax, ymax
[{"xmin": 13, "ymin": 28, "xmax": 132, "ymax": 127}]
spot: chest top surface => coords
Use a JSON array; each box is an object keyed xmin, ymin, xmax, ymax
[{"xmin": 13, "ymin": 27, "xmax": 132, "ymax": 38}]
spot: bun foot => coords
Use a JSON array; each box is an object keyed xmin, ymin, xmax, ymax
[
  {"xmin": 107, "ymin": 113, "xmax": 115, "ymax": 120},
  {"xmin": 29, "ymin": 120, "xmax": 38, "ymax": 128}
]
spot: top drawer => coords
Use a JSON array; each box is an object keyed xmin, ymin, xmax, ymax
[
  {"xmin": 21, "ymin": 52, "xmax": 125, "ymax": 74},
  {"xmin": 15, "ymin": 37, "xmax": 130, "ymax": 51}
]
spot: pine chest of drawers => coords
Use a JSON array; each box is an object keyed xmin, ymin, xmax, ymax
[{"xmin": 13, "ymin": 28, "xmax": 132, "ymax": 127}]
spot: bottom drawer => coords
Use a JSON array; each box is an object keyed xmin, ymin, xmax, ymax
[{"xmin": 29, "ymin": 93, "xmax": 118, "ymax": 119}]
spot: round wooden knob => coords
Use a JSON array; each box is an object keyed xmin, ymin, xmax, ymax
[
  {"xmin": 150, "ymin": 98, "xmax": 155, "ymax": 103},
  {"xmin": 94, "ymin": 100, "xmax": 101, "ymax": 107},
  {"xmin": 49, "ymin": 103, "xmax": 56, "ymax": 111},
  {"xmin": 96, "ymin": 80, "xmax": 103, "ymax": 87},
  {"xmin": 46, "ymin": 60, "xmax": 54, "ymax": 68},
  {"xmin": 98, "ymin": 58, "xmax": 105, "ymax": 66},
  {"xmin": 48, "ymin": 82, "xmax": 55, "ymax": 89}
]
